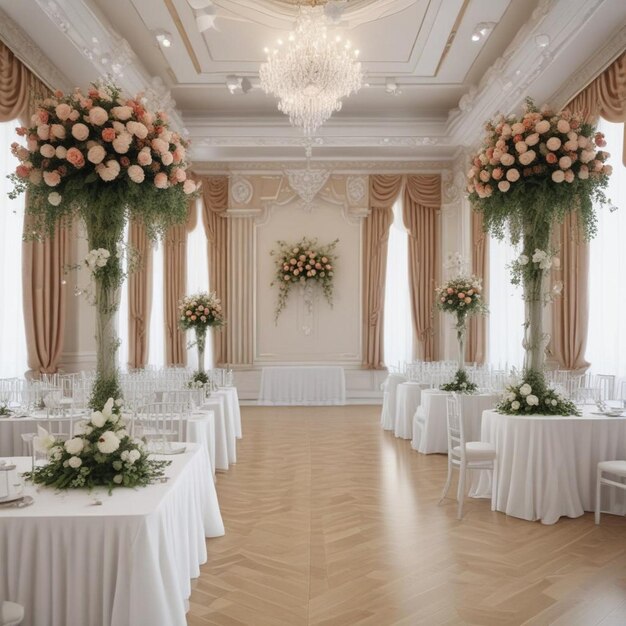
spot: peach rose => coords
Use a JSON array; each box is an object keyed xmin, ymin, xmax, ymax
[
  {"xmin": 551, "ymin": 170, "xmax": 565, "ymax": 183},
  {"xmin": 43, "ymin": 170, "xmax": 61, "ymax": 186},
  {"xmin": 154, "ymin": 172, "xmax": 169, "ymax": 189},
  {"xmin": 87, "ymin": 145, "xmax": 106, "ymax": 165},
  {"xmin": 15, "ymin": 164, "xmax": 31, "ymax": 178},
  {"xmin": 545, "ymin": 152, "xmax": 557, "ymax": 164},
  {"xmin": 66, "ymin": 147, "xmax": 85, "ymax": 168},
  {"xmin": 55, "ymin": 103, "xmax": 72, "ymax": 121},
  {"xmin": 173, "ymin": 167, "xmax": 186, "ymax": 182},
  {"xmin": 564, "ymin": 169, "xmax": 575, "ymax": 183},
  {"xmin": 183, "ymin": 179, "xmax": 196, "ymax": 194},
  {"xmin": 498, "ymin": 180, "xmax": 510, "ymax": 192},
  {"xmin": 111, "ymin": 106, "xmax": 133, "ymax": 121},
  {"xmin": 546, "ymin": 137, "xmax": 561, "ymax": 151},
  {"xmin": 151, "ymin": 138, "xmax": 168, "ymax": 154},
  {"xmin": 559, "ymin": 155, "xmax": 572, "ymax": 170},
  {"xmin": 518, "ymin": 150, "xmax": 536, "ymax": 166},
  {"xmin": 479, "ymin": 170, "xmax": 490, "ymax": 182},
  {"xmin": 515, "ymin": 141, "xmax": 528, "ymax": 154},
  {"xmin": 96, "ymin": 160, "xmax": 121, "ymax": 182},
  {"xmin": 137, "ymin": 149, "xmax": 152, "ymax": 166},
  {"xmin": 525, "ymin": 132, "xmax": 540, "ymax": 146},
  {"xmin": 40, "ymin": 144, "xmax": 55, "ymax": 158},
  {"xmin": 88, "ymin": 106, "xmax": 109, "ymax": 126},
  {"xmin": 71, "ymin": 123, "xmax": 89, "ymax": 141},
  {"xmin": 36, "ymin": 124, "xmax": 50, "ymax": 140},
  {"xmin": 127, "ymin": 164, "xmax": 145, "ymax": 183},
  {"xmin": 578, "ymin": 165, "xmax": 589, "ymax": 179},
  {"xmin": 101, "ymin": 128, "xmax": 116, "ymax": 142},
  {"xmin": 491, "ymin": 167, "xmax": 503, "ymax": 180},
  {"xmin": 50, "ymin": 124, "xmax": 66, "ymax": 140},
  {"xmin": 112, "ymin": 133, "xmax": 132, "ymax": 154},
  {"xmin": 506, "ymin": 168, "xmax": 520, "ymax": 182},
  {"xmin": 535, "ymin": 120, "xmax": 550, "ymax": 134},
  {"xmin": 557, "ymin": 119, "xmax": 570, "ymax": 134},
  {"xmin": 161, "ymin": 151, "xmax": 173, "ymax": 166}
]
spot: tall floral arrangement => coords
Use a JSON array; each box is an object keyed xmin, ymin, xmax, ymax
[
  {"xmin": 270, "ymin": 237, "xmax": 338, "ymax": 321},
  {"xmin": 9, "ymin": 80, "xmax": 198, "ymax": 408},
  {"xmin": 467, "ymin": 98, "xmax": 611, "ymax": 414},
  {"xmin": 26, "ymin": 398, "xmax": 170, "ymax": 491},
  {"xmin": 178, "ymin": 292, "xmax": 224, "ymax": 382},
  {"xmin": 436, "ymin": 275, "xmax": 486, "ymax": 393}
]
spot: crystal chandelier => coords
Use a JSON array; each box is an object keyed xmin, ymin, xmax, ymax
[{"xmin": 259, "ymin": 7, "xmax": 363, "ymax": 136}]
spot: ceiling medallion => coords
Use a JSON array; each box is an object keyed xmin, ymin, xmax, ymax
[{"xmin": 259, "ymin": 7, "xmax": 363, "ymax": 136}]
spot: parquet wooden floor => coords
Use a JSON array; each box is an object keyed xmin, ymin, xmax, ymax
[{"xmin": 188, "ymin": 405, "xmax": 626, "ymax": 626}]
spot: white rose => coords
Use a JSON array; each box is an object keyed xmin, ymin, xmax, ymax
[
  {"xmin": 526, "ymin": 394, "xmax": 539, "ymax": 406},
  {"xmin": 97, "ymin": 431, "xmax": 120, "ymax": 454},
  {"xmin": 551, "ymin": 399, "xmax": 558, "ymax": 406},
  {"xmin": 518, "ymin": 254, "xmax": 529, "ymax": 265},
  {"xmin": 50, "ymin": 446, "xmax": 63, "ymax": 461},
  {"xmin": 511, "ymin": 400, "xmax": 520, "ymax": 411},
  {"xmin": 64, "ymin": 437, "xmax": 84, "ymax": 455},
  {"xmin": 48, "ymin": 192, "xmax": 62, "ymax": 206},
  {"xmin": 113, "ymin": 474, "xmax": 124, "ymax": 484},
  {"xmin": 128, "ymin": 449, "xmax": 141, "ymax": 462},
  {"xmin": 90, "ymin": 410, "xmax": 107, "ymax": 428},
  {"xmin": 507, "ymin": 392, "xmax": 517, "ymax": 402},
  {"xmin": 519, "ymin": 383, "xmax": 532, "ymax": 396},
  {"xmin": 68, "ymin": 456, "xmax": 82, "ymax": 469},
  {"xmin": 532, "ymin": 249, "xmax": 547, "ymax": 263}
]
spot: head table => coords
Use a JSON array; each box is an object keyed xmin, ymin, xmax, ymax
[
  {"xmin": 470, "ymin": 410, "xmax": 626, "ymax": 524},
  {"xmin": 0, "ymin": 443, "xmax": 224, "ymax": 626}
]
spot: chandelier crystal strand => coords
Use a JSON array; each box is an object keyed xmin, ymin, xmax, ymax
[{"xmin": 259, "ymin": 7, "xmax": 363, "ymax": 136}]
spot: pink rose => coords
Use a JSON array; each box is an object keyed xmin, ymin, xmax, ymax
[
  {"xmin": 68, "ymin": 110, "xmax": 80, "ymax": 121},
  {"xmin": 15, "ymin": 164, "xmax": 31, "ymax": 178},
  {"xmin": 87, "ymin": 145, "xmax": 106, "ymax": 164},
  {"xmin": 101, "ymin": 128, "xmax": 116, "ymax": 142},
  {"xmin": 479, "ymin": 170, "xmax": 490, "ymax": 182},
  {"xmin": 36, "ymin": 125, "xmax": 50, "ymax": 140},
  {"xmin": 564, "ymin": 169, "xmax": 575, "ymax": 183},
  {"xmin": 545, "ymin": 152, "xmax": 557, "ymax": 164},
  {"xmin": 127, "ymin": 164, "xmax": 145, "ymax": 183},
  {"xmin": 154, "ymin": 172, "xmax": 169, "ymax": 189},
  {"xmin": 578, "ymin": 165, "xmax": 589, "ymax": 180},
  {"xmin": 66, "ymin": 147, "xmax": 85, "ymax": 168},
  {"xmin": 88, "ymin": 106, "xmax": 109, "ymax": 126},
  {"xmin": 137, "ymin": 149, "xmax": 152, "ymax": 166},
  {"xmin": 43, "ymin": 170, "xmax": 61, "ymax": 186},
  {"xmin": 55, "ymin": 103, "xmax": 72, "ymax": 121},
  {"xmin": 173, "ymin": 167, "xmax": 186, "ymax": 182},
  {"xmin": 35, "ymin": 109, "xmax": 49, "ymax": 125},
  {"xmin": 71, "ymin": 123, "xmax": 89, "ymax": 141}
]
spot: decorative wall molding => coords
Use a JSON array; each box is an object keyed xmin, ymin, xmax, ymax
[
  {"xmin": 196, "ymin": 160, "xmax": 452, "ymax": 174},
  {"xmin": 230, "ymin": 176, "xmax": 254, "ymax": 205},
  {"xmin": 0, "ymin": 9, "xmax": 71, "ymax": 91},
  {"xmin": 284, "ymin": 169, "xmax": 331, "ymax": 207}
]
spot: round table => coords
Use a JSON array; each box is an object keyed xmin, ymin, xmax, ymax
[
  {"xmin": 380, "ymin": 374, "xmax": 407, "ymax": 431},
  {"xmin": 394, "ymin": 382, "xmax": 430, "ymax": 439},
  {"xmin": 470, "ymin": 410, "xmax": 626, "ymax": 524},
  {"xmin": 411, "ymin": 390, "xmax": 499, "ymax": 454}
]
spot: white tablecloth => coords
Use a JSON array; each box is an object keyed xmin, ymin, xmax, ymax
[
  {"xmin": 212, "ymin": 390, "xmax": 238, "ymax": 464},
  {"xmin": 411, "ymin": 390, "xmax": 499, "ymax": 454},
  {"xmin": 470, "ymin": 410, "xmax": 626, "ymax": 524},
  {"xmin": 380, "ymin": 374, "xmax": 407, "ymax": 431},
  {"xmin": 197, "ymin": 397, "xmax": 230, "ymax": 470},
  {"xmin": 394, "ymin": 382, "xmax": 429, "ymax": 439},
  {"xmin": 258, "ymin": 366, "xmax": 346, "ymax": 406},
  {"xmin": 219, "ymin": 387, "xmax": 242, "ymax": 439},
  {"xmin": 0, "ymin": 444, "xmax": 224, "ymax": 626}
]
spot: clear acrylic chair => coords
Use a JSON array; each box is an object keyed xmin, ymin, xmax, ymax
[
  {"xmin": 441, "ymin": 393, "xmax": 497, "ymax": 519},
  {"xmin": 135, "ymin": 402, "xmax": 185, "ymax": 453}
]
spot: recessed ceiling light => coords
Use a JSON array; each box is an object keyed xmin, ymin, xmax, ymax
[
  {"xmin": 471, "ymin": 22, "xmax": 496, "ymax": 43},
  {"xmin": 154, "ymin": 29, "xmax": 173, "ymax": 48}
]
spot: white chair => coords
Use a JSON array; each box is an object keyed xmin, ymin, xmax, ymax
[
  {"xmin": 595, "ymin": 460, "xmax": 626, "ymax": 524},
  {"xmin": 135, "ymin": 402, "xmax": 185, "ymax": 445},
  {"xmin": 1, "ymin": 601, "xmax": 24, "ymax": 626},
  {"xmin": 441, "ymin": 394, "xmax": 497, "ymax": 519}
]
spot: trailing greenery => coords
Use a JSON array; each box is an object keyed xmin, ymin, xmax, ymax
[
  {"xmin": 188, "ymin": 370, "xmax": 209, "ymax": 388},
  {"xmin": 270, "ymin": 236, "xmax": 338, "ymax": 321},
  {"xmin": 24, "ymin": 398, "xmax": 171, "ymax": 491},
  {"xmin": 441, "ymin": 369, "xmax": 478, "ymax": 394},
  {"xmin": 0, "ymin": 404, "xmax": 13, "ymax": 416},
  {"xmin": 497, "ymin": 369, "xmax": 579, "ymax": 416}
]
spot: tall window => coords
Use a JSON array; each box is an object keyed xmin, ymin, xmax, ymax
[
  {"xmin": 0, "ymin": 121, "xmax": 28, "ymax": 377},
  {"xmin": 186, "ymin": 200, "xmax": 213, "ymax": 369},
  {"xmin": 488, "ymin": 235, "xmax": 524, "ymax": 369},
  {"xmin": 586, "ymin": 119, "xmax": 626, "ymax": 377},
  {"xmin": 383, "ymin": 198, "xmax": 413, "ymax": 367}
]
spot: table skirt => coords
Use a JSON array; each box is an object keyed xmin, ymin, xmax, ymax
[
  {"xmin": 394, "ymin": 382, "xmax": 429, "ymax": 439},
  {"xmin": 258, "ymin": 366, "xmax": 346, "ymax": 406},
  {"xmin": 380, "ymin": 374, "xmax": 407, "ymax": 431}
]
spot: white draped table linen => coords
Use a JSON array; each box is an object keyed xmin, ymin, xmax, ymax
[
  {"xmin": 0, "ymin": 444, "xmax": 224, "ymax": 626},
  {"xmin": 380, "ymin": 374, "xmax": 407, "ymax": 431},
  {"xmin": 218, "ymin": 387, "xmax": 242, "ymax": 439},
  {"xmin": 212, "ymin": 390, "xmax": 237, "ymax": 464},
  {"xmin": 469, "ymin": 410, "xmax": 626, "ymax": 524},
  {"xmin": 197, "ymin": 396, "xmax": 230, "ymax": 470},
  {"xmin": 411, "ymin": 390, "xmax": 499, "ymax": 454},
  {"xmin": 394, "ymin": 382, "xmax": 429, "ymax": 440},
  {"xmin": 258, "ymin": 366, "xmax": 346, "ymax": 406},
  {"xmin": 185, "ymin": 412, "xmax": 216, "ymax": 479}
]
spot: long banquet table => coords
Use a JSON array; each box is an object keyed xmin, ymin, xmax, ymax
[
  {"xmin": 470, "ymin": 410, "xmax": 626, "ymax": 524},
  {"xmin": 258, "ymin": 366, "xmax": 346, "ymax": 405},
  {"xmin": 0, "ymin": 443, "xmax": 224, "ymax": 626}
]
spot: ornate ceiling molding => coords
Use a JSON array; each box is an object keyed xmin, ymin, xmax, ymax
[
  {"xmin": 284, "ymin": 169, "xmax": 331, "ymax": 206},
  {"xmin": 0, "ymin": 9, "xmax": 71, "ymax": 91}
]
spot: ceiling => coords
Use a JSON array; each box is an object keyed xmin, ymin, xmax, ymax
[{"xmin": 0, "ymin": 0, "xmax": 625, "ymax": 164}]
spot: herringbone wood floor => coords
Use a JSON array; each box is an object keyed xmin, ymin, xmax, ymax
[{"xmin": 188, "ymin": 405, "xmax": 626, "ymax": 626}]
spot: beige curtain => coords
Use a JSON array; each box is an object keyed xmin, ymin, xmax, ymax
[
  {"xmin": 403, "ymin": 175, "xmax": 441, "ymax": 361},
  {"xmin": 200, "ymin": 176, "xmax": 229, "ymax": 365},
  {"xmin": 163, "ymin": 201, "xmax": 198, "ymax": 366},
  {"xmin": 467, "ymin": 210, "xmax": 488, "ymax": 364},
  {"xmin": 551, "ymin": 52, "xmax": 626, "ymax": 370},
  {"xmin": 127, "ymin": 220, "xmax": 153, "ymax": 369},
  {"xmin": 362, "ymin": 175, "xmax": 403, "ymax": 369},
  {"xmin": 1, "ymin": 40, "xmax": 69, "ymax": 375}
]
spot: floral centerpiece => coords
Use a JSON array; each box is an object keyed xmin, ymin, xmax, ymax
[
  {"xmin": 9, "ymin": 80, "xmax": 198, "ymax": 408},
  {"xmin": 436, "ymin": 274, "xmax": 486, "ymax": 393},
  {"xmin": 270, "ymin": 236, "xmax": 338, "ymax": 322},
  {"xmin": 25, "ymin": 398, "xmax": 170, "ymax": 490},
  {"xmin": 178, "ymin": 292, "xmax": 224, "ymax": 383},
  {"xmin": 467, "ymin": 98, "xmax": 611, "ymax": 415}
]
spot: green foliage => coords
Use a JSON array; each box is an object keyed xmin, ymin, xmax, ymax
[
  {"xmin": 441, "ymin": 369, "xmax": 478, "ymax": 394},
  {"xmin": 89, "ymin": 375, "xmax": 122, "ymax": 411}
]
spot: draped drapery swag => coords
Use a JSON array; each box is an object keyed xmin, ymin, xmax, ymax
[
  {"xmin": 199, "ymin": 176, "xmax": 229, "ymax": 366},
  {"xmin": 1, "ymin": 38, "xmax": 69, "ymax": 375},
  {"xmin": 467, "ymin": 210, "xmax": 488, "ymax": 364},
  {"xmin": 402, "ymin": 174, "xmax": 441, "ymax": 362},
  {"xmin": 362, "ymin": 175, "xmax": 403, "ymax": 369},
  {"xmin": 551, "ymin": 51, "xmax": 626, "ymax": 370}
]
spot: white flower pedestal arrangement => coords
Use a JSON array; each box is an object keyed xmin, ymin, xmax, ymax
[
  {"xmin": 467, "ymin": 98, "xmax": 611, "ymax": 415},
  {"xmin": 436, "ymin": 275, "xmax": 487, "ymax": 393},
  {"xmin": 9, "ymin": 81, "xmax": 198, "ymax": 408}
]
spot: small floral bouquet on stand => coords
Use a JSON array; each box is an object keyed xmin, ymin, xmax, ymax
[
  {"xmin": 178, "ymin": 292, "xmax": 225, "ymax": 385},
  {"xmin": 497, "ymin": 370, "xmax": 579, "ymax": 416},
  {"xmin": 436, "ymin": 274, "xmax": 487, "ymax": 393},
  {"xmin": 25, "ymin": 398, "xmax": 170, "ymax": 491}
]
